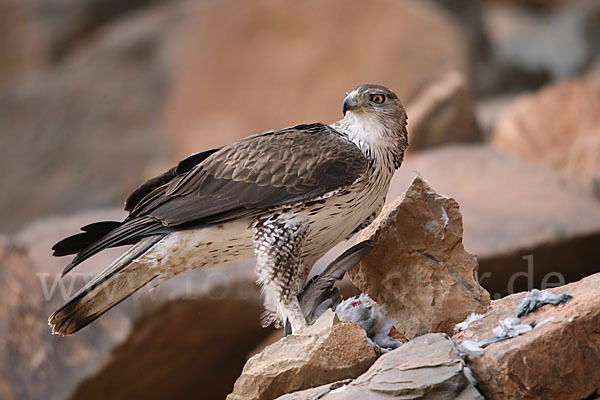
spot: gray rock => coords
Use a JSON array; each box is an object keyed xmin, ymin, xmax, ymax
[
  {"xmin": 482, "ymin": 1, "xmax": 593, "ymax": 80},
  {"xmin": 278, "ymin": 333, "xmax": 483, "ymax": 399}
]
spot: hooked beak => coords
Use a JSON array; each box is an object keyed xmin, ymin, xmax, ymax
[{"xmin": 342, "ymin": 91, "xmax": 359, "ymax": 116}]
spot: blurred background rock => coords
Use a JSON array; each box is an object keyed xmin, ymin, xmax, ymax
[{"xmin": 0, "ymin": 0, "xmax": 599, "ymax": 399}]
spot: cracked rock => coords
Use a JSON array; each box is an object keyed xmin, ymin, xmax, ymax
[
  {"xmin": 227, "ymin": 310, "xmax": 376, "ymax": 400},
  {"xmin": 348, "ymin": 176, "xmax": 490, "ymax": 339},
  {"xmin": 278, "ymin": 333, "xmax": 483, "ymax": 400},
  {"xmin": 453, "ymin": 273, "xmax": 600, "ymax": 400}
]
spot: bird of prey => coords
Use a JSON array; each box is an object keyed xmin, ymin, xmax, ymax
[{"xmin": 49, "ymin": 84, "xmax": 408, "ymax": 336}]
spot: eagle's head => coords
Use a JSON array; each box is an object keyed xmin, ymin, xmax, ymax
[{"xmin": 338, "ymin": 84, "xmax": 408, "ymax": 169}]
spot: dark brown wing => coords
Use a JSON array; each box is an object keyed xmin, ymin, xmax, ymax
[
  {"xmin": 124, "ymin": 148, "xmax": 220, "ymax": 212},
  {"xmin": 53, "ymin": 149, "xmax": 220, "ymax": 258},
  {"xmin": 127, "ymin": 123, "xmax": 368, "ymax": 226},
  {"xmin": 57, "ymin": 123, "xmax": 367, "ymax": 275}
]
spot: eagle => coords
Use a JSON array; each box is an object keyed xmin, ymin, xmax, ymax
[{"xmin": 49, "ymin": 84, "xmax": 408, "ymax": 336}]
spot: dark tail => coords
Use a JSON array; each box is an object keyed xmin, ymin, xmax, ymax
[
  {"xmin": 52, "ymin": 221, "xmax": 122, "ymax": 256},
  {"xmin": 52, "ymin": 217, "xmax": 162, "ymax": 277},
  {"xmin": 48, "ymin": 235, "xmax": 164, "ymax": 336}
]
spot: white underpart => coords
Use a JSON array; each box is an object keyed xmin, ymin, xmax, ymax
[{"xmin": 140, "ymin": 218, "xmax": 254, "ymax": 281}]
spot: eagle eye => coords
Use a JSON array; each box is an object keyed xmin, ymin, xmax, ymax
[{"xmin": 370, "ymin": 94, "xmax": 385, "ymax": 104}]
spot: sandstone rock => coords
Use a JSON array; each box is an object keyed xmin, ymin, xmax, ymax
[
  {"xmin": 492, "ymin": 79, "xmax": 600, "ymax": 185},
  {"xmin": 388, "ymin": 145, "xmax": 600, "ymax": 298},
  {"xmin": 407, "ymin": 71, "xmax": 482, "ymax": 151},
  {"xmin": 1, "ymin": 212, "xmax": 271, "ymax": 400},
  {"xmin": 278, "ymin": 333, "xmax": 483, "ymax": 400},
  {"xmin": 0, "ymin": 1, "xmax": 189, "ymax": 233},
  {"xmin": 248, "ymin": 278, "xmax": 366, "ymax": 358},
  {"xmin": 454, "ymin": 273, "xmax": 600, "ymax": 400},
  {"xmin": 165, "ymin": 0, "xmax": 469, "ymax": 158},
  {"xmin": 227, "ymin": 310, "xmax": 376, "ymax": 400},
  {"xmin": 348, "ymin": 177, "xmax": 490, "ymax": 339}
]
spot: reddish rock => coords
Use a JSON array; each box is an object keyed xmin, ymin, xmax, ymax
[
  {"xmin": 278, "ymin": 333, "xmax": 483, "ymax": 400},
  {"xmin": 165, "ymin": 0, "xmax": 469, "ymax": 158},
  {"xmin": 492, "ymin": 79, "xmax": 600, "ymax": 185},
  {"xmin": 454, "ymin": 273, "xmax": 600, "ymax": 400},
  {"xmin": 348, "ymin": 177, "xmax": 490, "ymax": 339},
  {"xmin": 407, "ymin": 71, "xmax": 482, "ymax": 151},
  {"xmin": 388, "ymin": 145, "xmax": 600, "ymax": 298},
  {"xmin": 228, "ymin": 311, "xmax": 376, "ymax": 400}
]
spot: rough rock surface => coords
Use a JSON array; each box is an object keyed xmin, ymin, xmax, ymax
[
  {"xmin": 492, "ymin": 79, "xmax": 600, "ymax": 185},
  {"xmin": 227, "ymin": 310, "xmax": 376, "ymax": 400},
  {"xmin": 348, "ymin": 177, "xmax": 490, "ymax": 339},
  {"xmin": 166, "ymin": 0, "xmax": 469, "ymax": 157},
  {"xmin": 1, "ymin": 212, "xmax": 270, "ymax": 400},
  {"xmin": 454, "ymin": 273, "xmax": 600, "ymax": 400},
  {"xmin": 278, "ymin": 333, "xmax": 483, "ymax": 400},
  {"xmin": 0, "ymin": 1, "xmax": 189, "ymax": 233},
  {"xmin": 407, "ymin": 71, "xmax": 482, "ymax": 151},
  {"xmin": 388, "ymin": 145, "xmax": 600, "ymax": 298}
]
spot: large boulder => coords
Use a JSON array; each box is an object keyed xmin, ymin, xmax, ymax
[
  {"xmin": 165, "ymin": 0, "xmax": 470, "ymax": 158},
  {"xmin": 278, "ymin": 333, "xmax": 483, "ymax": 400},
  {"xmin": 348, "ymin": 177, "xmax": 490, "ymax": 339},
  {"xmin": 407, "ymin": 71, "xmax": 482, "ymax": 151},
  {"xmin": 388, "ymin": 145, "xmax": 600, "ymax": 298},
  {"xmin": 454, "ymin": 272, "xmax": 600, "ymax": 400},
  {"xmin": 492, "ymin": 79, "xmax": 600, "ymax": 186}
]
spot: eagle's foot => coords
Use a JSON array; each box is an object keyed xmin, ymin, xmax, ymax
[
  {"xmin": 286, "ymin": 303, "xmax": 307, "ymax": 333},
  {"xmin": 284, "ymin": 318, "xmax": 292, "ymax": 337},
  {"xmin": 278, "ymin": 296, "xmax": 306, "ymax": 336}
]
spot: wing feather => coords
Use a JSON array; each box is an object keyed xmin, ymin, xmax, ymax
[
  {"xmin": 128, "ymin": 123, "xmax": 368, "ymax": 226},
  {"xmin": 56, "ymin": 123, "xmax": 368, "ymax": 275}
]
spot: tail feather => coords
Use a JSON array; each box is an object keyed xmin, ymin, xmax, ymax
[
  {"xmin": 52, "ymin": 221, "xmax": 122, "ymax": 256},
  {"xmin": 49, "ymin": 235, "xmax": 164, "ymax": 336},
  {"xmin": 60, "ymin": 217, "xmax": 161, "ymax": 277}
]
